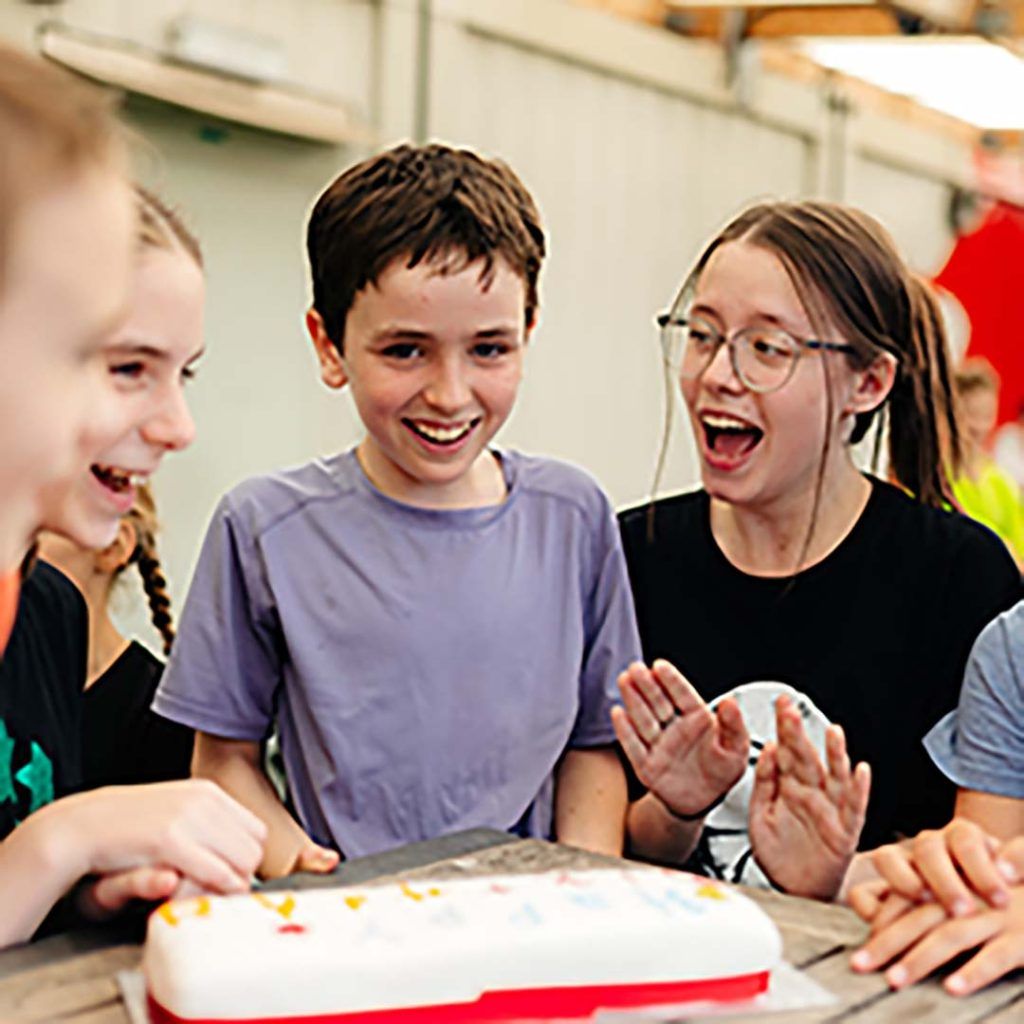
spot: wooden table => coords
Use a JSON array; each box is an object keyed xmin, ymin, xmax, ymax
[{"xmin": 0, "ymin": 829, "xmax": 1021, "ymax": 1023}]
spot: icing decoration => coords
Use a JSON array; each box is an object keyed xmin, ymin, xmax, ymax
[{"xmin": 144, "ymin": 868, "xmax": 782, "ymax": 1022}]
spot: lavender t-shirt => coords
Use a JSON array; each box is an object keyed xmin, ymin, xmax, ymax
[{"xmin": 154, "ymin": 449, "xmax": 641, "ymax": 858}]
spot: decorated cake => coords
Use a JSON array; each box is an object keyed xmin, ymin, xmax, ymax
[{"xmin": 144, "ymin": 867, "xmax": 782, "ymax": 1023}]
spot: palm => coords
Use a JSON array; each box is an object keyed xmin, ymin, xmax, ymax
[{"xmin": 640, "ymin": 711, "xmax": 745, "ymax": 815}]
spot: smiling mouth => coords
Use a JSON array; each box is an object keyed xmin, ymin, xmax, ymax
[
  {"xmin": 700, "ymin": 414, "xmax": 764, "ymax": 459},
  {"xmin": 403, "ymin": 419, "xmax": 480, "ymax": 446},
  {"xmin": 91, "ymin": 464, "xmax": 145, "ymax": 494}
]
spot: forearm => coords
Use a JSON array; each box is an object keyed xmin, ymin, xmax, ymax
[
  {"xmin": 554, "ymin": 747, "xmax": 627, "ymax": 857},
  {"xmin": 0, "ymin": 804, "xmax": 86, "ymax": 947},
  {"xmin": 192, "ymin": 735, "xmax": 307, "ymax": 878},
  {"xmin": 625, "ymin": 792, "xmax": 704, "ymax": 865},
  {"xmin": 955, "ymin": 790, "xmax": 1024, "ymax": 842}
]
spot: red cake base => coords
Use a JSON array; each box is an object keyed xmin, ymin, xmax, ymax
[{"xmin": 148, "ymin": 970, "xmax": 770, "ymax": 1023}]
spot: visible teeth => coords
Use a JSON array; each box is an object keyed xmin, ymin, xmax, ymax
[
  {"xmin": 413, "ymin": 422, "xmax": 470, "ymax": 443},
  {"xmin": 701, "ymin": 413, "xmax": 755, "ymax": 431}
]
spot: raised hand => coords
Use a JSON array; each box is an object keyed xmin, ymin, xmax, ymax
[
  {"xmin": 748, "ymin": 695, "xmax": 870, "ymax": 900},
  {"xmin": 611, "ymin": 659, "xmax": 748, "ymax": 817}
]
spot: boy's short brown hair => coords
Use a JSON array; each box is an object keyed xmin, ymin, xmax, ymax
[
  {"xmin": 0, "ymin": 43, "xmax": 122, "ymax": 287},
  {"xmin": 306, "ymin": 143, "xmax": 546, "ymax": 350}
]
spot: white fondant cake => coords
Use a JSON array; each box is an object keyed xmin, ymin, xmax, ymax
[{"xmin": 144, "ymin": 868, "xmax": 782, "ymax": 1023}]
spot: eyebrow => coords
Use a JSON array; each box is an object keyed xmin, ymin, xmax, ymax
[
  {"xmin": 105, "ymin": 340, "xmax": 207, "ymax": 364},
  {"xmin": 690, "ymin": 304, "xmax": 802, "ymax": 333},
  {"xmin": 372, "ymin": 324, "xmax": 520, "ymax": 342}
]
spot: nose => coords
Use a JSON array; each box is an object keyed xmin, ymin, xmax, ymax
[
  {"xmin": 698, "ymin": 339, "xmax": 745, "ymax": 393},
  {"xmin": 142, "ymin": 383, "xmax": 196, "ymax": 452},
  {"xmin": 423, "ymin": 354, "xmax": 472, "ymax": 414}
]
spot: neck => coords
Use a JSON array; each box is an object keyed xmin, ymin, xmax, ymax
[
  {"xmin": 40, "ymin": 558, "xmax": 127, "ymax": 687},
  {"xmin": 710, "ymin": 460, "xmax": 871, "ymax": 577}
]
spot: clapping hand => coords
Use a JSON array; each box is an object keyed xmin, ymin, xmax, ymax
[
  {"xmin": 611, "ymin": 659, "xmax": 748, "ymax": 819},
  {"xmin": 748, "ymin": 695, "xmax": 870, "ymax": 900}
]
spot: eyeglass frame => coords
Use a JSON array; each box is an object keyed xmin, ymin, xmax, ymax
[{"xmin": 655, "ymin": 312, "xmax": 859, "ymax": 395}]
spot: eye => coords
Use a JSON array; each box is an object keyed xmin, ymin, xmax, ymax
[
  {"xmin": 110, "ymin": 360, "xmax": 146, "ymax": 381},
  {"xmin": 748, "ymin": 331, "xmax": 796, "ymax": 362},
  {"xmin": 687, "ymin": 327, "xmax": 718, "ymax": 351},
  {"xmin": 380, "ymin": 342, "xmax": 423, "ymax": 360},
  {"xmin": 471, "ymin": 340, "xmax": 511, "ymax": 360},
  {"xmin": 181, "ymin": 365, "xmax": 198, "ymax": 383}
]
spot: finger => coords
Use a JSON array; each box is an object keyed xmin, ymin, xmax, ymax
[
  {"xmin": 946, "ymin": 932, "xmax": 1024, "ymax": 997},
  {"xmin": 633, "ymin": 661, "xmax": 677, "ymax": 725},
  {"xmin": 715, "ymin": 698, "xmax": 749, "ymax": 756},
  {"xmin": 849, "ymin": 902, "xmax": 948, "ymax": 972},
  {"xmin": 946, "ymin": 821, "xmax": 1011, "ymax": 910},
  {"xmin": 202, "ymin": 781, "xmax": 269, "ymax": 842},
  {"xmin": 839, "ymin": 761, "xmax": 871, "ymax": 837},
  {"xmin": 617, "ymin": 666, "xmax": 662, "ymax": 745},
  {"xmin": 611, "ymin": 706, "xmax": 650, "ymax": 774},
  {"xmin": 296, "ymin": 844, "xmax": 340, "ymax": 874},
  {"xmin": 870, "ymin": 891, "xmax": 920, "ymax": 935},
  {"xmin": 775, "ymin": 698, "xmax": 825, "ymax": 788},
  {"xmin": 994, "ymin": 835, "xmax": 1024, "ymax": 888},
  {"xmin": 162, "ymin": 839, "xmax": 252, "ymax": 895},
  {"xmin": 886, "ymin": 911, "xmax": 1003, "ymax": 990},
  {"xmin": 650, "ymin": 660, "xmax": 705, "ymax": 717},
  {"xmin": 849, "ymin": 878, "xmax": 890, "ymax": 923},
  {"xmin": 913, "ymin": 830, "xmax": 979, "ymax": 918},
  {"xmin": 872, "ymin": 844, "xmax": 929, "ymax": 903},
  {"xmin": 750, "ymin": 743, "xmax": 779, "ymax": 817},
  {"xmin": 825, "ymin": 725, "xmax": 851, "ymax": 785},
  {"xmin": 90, "ymin": 867, "xmax": 182, "ymax": 913}
]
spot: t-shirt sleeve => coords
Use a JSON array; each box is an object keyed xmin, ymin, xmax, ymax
[
  {"xmin": 568, "ymin": 493, "xmax": 643, "ymax": 749},
  {"xmin": 153, "ymin": 497, "xmax": 281, "ymax": 740},
  {"xmin": 924, "ymin": 601, "xmax": 1024, "ymax": 798}
]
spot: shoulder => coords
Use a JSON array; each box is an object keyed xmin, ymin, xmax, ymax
[
  {"xmin": 869, "ymin": 479, "xmax": 1017, "ymax": 571},
  {"xmin": 22, "ymin": 560, "xmax": 86, "ymax": 624},
  {"xmin": 969, "ymin": 601, "xmax": 1024, "ymax": 684},
  {"xmin": 618, "ymin": 490, "xmax": 706, "ymax": 550},
  {"xmin": 217, "ymin": 453, "xmax": 358, "ymax": 540},
  {"xmin": 508, "ymin": 451, "xmax": 615, "ymax": 524}
]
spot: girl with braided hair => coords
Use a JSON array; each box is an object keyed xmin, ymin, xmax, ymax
[
  {"xmin": 39, "ymin": 485, "xmax": 193, "ymax": 788},
  {"xmin": 616, "ymin": 200, "xmax": 1021, "ymax": 902}
]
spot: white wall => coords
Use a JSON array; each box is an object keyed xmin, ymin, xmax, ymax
[{"xmin": 1, "ymin": 0, "xmax": 973, "ymax": 650}]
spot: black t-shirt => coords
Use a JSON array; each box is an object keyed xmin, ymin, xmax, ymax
[
  {"xmin": 0, "ymin": 562, "xmax": 86, "ymax": 841},
  {"xmin": 619, "ymin": 479, "xmax": 1023, "ymax": 853},
  {"xmin": 82, "ymin": 640, "xmax": 193, "ymax": 789}
]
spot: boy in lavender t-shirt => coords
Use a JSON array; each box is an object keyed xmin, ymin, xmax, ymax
[{"xmin": 154, "ymin": 144, "xmax": 641, "ymax": 875}]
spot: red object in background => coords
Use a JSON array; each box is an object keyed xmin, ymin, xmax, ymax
[
  {"xmin": 0, "ymin": 571, "xmax": 19, "ymax": 656},
  {"xmin": 935, "ymin": 202, "xmax": 1024, "ymax": 427}
]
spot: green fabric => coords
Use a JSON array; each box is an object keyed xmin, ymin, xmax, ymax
[{"xmin": 953, "ymin": 461, "xmax": 1024, "ymax": 564}]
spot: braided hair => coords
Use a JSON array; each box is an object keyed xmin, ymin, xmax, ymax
[{"xmin": 121, "ymin": 485, "xmax": 175, "ymax": 655}]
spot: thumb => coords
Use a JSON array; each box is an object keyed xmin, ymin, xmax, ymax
[
  {"xmin": 716, "ymin": 697, "xmax": 749, "ymax": 755},
  {"xmin": 295, "ymin": 842, "xmax": 340, "ymax": 875},
  {"xmin": 87, "ymin": 867, "xmax": 182, "ymax": 916}
]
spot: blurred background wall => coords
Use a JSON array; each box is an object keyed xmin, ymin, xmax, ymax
[{"xmin": 0, "ymin": 0, "xmax": 974, "ymax": 647}]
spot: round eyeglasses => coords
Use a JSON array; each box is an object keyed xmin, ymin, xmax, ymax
[{"xmin": 657, "ymin": 313, "xmax": 857, "ymax": 395}]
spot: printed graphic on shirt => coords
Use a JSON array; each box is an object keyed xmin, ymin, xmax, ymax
[
  {"xmin": 0, "ymin": 719, "xmax": 54, "ymax": 828},
  {"xmin": 685, "ymin": 682, "xmax": 831, "ymax": 889}
]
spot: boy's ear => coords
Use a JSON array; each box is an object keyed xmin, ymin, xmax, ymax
[
  {"xmin": 95, "ymin": 519, "xmax": 137, "ymax": 575},
  {"xmin": 306, "ymin": 309, "xmax": 348, "ymax": 390},
  {"xmin": 847, "ymin": 350, "xmax": 898, "ymax": 417}
]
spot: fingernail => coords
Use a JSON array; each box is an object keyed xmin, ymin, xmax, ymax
[
  {"xmin": 946, "ymin": 974, "xmax": 968, "ymax": 995},
  {"xmin": 887, "ymin": 966, "xmax": 908, "ymax": 988},
  {"xmin": 990, "ymin": 887, "xmax": 1009, "ymax": 908},
  {"xmin": 850, "ymin": 951, "xmax": 871, "ymax": 970},
  {"xmin": 997, "ymin": 859, "xmax": 1018, "ymax": 884},
  {"xmin": 952, "ymin": 898, "xmax": 972, "ymax": 917}
]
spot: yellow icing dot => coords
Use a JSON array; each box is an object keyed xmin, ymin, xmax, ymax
[
  {"xmin": 253, "ymin": 893, "xmax": 296, "ymax": 920},
  {"xmin": 157, "ymin": 896, "xmax": 210, "ymax": 927},
  {"xmin": 344, "ymin": 895, "xmax": 367, "ymax": 911},
  {"xmin": 695, "ymin": 884, "xmax": 727, "ymax": 901}
]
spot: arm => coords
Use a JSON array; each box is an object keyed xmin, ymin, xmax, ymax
[
  {"xmin": 0, "ymin": 779, "xmax": 266, "ymax": 949},
  {"xmin": 193, "ymin": 733, "xmax": 338, "ymax": 879},
  {"xmin": 956, "ymin": 788, "xmax": 1024, "ymax": 842},
  {"xmin": 554, "ymin": 746, "xmax": 626, "ymax": 857}
]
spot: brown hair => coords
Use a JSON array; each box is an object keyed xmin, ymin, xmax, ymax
[
  {"xmin": 657, "ymin": 200, "xmax": 962, "ymax": 512},
  {"xmin": 306, "ymin": 143, "xmax": 546, "ymax": 350},
  {"xmin": 955, "ymin": 357, "xmax": 999, "ymax": 398},
  {"xmin": 135, "ymin": 185, "xmax": 203, "ymax": 267},
  {"xmin": 0, "ymin": 42, "xmax": 123, "ymax": 287},
  {"xmin": 119, "ymin": 485, "xmax": 175, "ymax": 655}
]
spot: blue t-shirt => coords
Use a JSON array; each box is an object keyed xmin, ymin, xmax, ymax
[
  {"xmin": 154, "ymin": 449, "xmax": 641, "ymax": 857},
  {"xmin": 925, "ymin": 600, "xmax": 1024, "ymax": 799}
]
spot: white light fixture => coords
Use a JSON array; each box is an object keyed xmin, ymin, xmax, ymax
[{"xmin": 799, "ymin": 37, "xmax": 1024, "ymax": 129}]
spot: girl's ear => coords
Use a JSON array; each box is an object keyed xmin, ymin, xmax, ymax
[
  {"xmin": 95, "ymin": 519, "xmax": 137, "ymax": 575},
  {"xmin": 306, "ymin": 309, "xmax": 348, "ymax": 390},
  {"xmin": 847, "ymin": 351, "xmax": 898, "ymax": 417}
]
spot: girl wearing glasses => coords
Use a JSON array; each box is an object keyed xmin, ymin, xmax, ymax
[{"xmin": 616, "ymin": 200, "xmax": 1021, "ymax": 900}]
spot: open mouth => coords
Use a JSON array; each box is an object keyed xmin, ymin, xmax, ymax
[
  {"xmin": 90, "ymin": 464, "xmax": 144, "ymax": 495},
  {"xmin": 700, "ymin": 413, "xmax": 764, "ymax": 460},
  {"xmin": 403, "ymin": 419, "xmax": 480, "ymax": 447}
]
